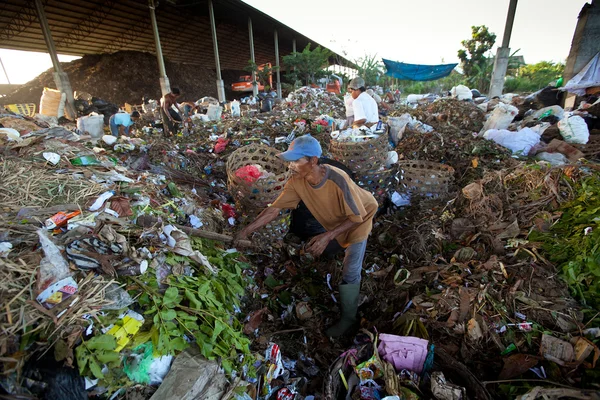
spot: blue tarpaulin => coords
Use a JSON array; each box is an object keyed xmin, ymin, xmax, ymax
[{"xmin": 383, "ymin": 58, "xmax": 458, "ymax": 81}]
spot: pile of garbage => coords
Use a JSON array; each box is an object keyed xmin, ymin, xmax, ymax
[{"xmin": 1, "ymin": 82, "xmax": 600, "ymax": 400}]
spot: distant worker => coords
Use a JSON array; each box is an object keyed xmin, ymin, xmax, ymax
[
  {"xmin": 367, "ymin": 88, "xmax": 391, "ymax": 112},
  {"xmin": 348, "ymin": 77, "xmax": 379, "ymax": 128},
  {"xmin": 344, "ymin": 86, "xmax": 354, "ymax": 127},
  {"xmin": 161, "ymin": 87, "xmax": 182, "ymax": 137},
  {"xmin": 109, "ymin": 111, "xmax": 140, "ymax": 137}
]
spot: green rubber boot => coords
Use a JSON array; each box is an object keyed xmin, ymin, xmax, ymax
[{"xmin": 326, "ymin": 284, "xmax": 360, "ymax": 337}]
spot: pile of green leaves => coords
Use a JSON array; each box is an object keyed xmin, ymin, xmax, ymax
[
  {"xmin": 74, "ymin": 239, "xmax": 256, "ymax": 393},
  {"xmin": 134, "ymin": 240, "xmax": 256, "ymax": 375},
  {"xmin": 532, "ymin": 173, "xmax": 600, "ymax": 313}
]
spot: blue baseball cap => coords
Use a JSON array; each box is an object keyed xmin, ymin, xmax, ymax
[{"xmin": 278, "ymin": 135, "xmax": 322, "ymax": 161}]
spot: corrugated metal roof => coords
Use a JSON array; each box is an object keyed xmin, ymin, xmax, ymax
[{"xmin": 0, "ymin": 0, "xmax": 353, "ymax": 70}]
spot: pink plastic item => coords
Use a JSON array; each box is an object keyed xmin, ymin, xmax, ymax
[
  {"xmin": 214, "ymin": 137, "xmax": 229, "ymax": 154},
  {"xmin": 377, "ymin": 334, "xmax": 429, "ymax": 374},
  {"xmin": 235, "ymin": 165, "xmax": 262, "ymax": 183}
]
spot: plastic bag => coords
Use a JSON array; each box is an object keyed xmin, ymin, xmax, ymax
[
  {"xmin": 235, "ymin": 165, "xmax": 262, "ymax": 183},
  {"xmin": 450, "ymin": 85, "xmax": 473, "ymax": 101},
  {"xmin": 124, "ymin": 342, "xmax": 172, "ymax": 385},
  {"xmin": 231, "ymin": 100, "xmax": 241, "ymax": 117},
  {"xmin": 558, "ymin": 114, "xmax": 589, "ymax": 144},
  {"xmin": 483, "ymin": 128, "xmax": 540, "ymax": 155},
  {"xmin": 480, "ymin": 103, "xmax": 519, "ymax": 134}
]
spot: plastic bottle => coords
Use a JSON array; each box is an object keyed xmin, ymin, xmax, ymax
[{"xmin": 71, "ymin": 155, "xmax": 101, "ymax": 166}]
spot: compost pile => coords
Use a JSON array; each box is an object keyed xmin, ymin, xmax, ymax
[
  {"xmin": 1, "ymin": 86, "xmax": 599, "ymax": 400},
  {"xmin": 1, "ymin": 51, "xmax": 218, "ymax": 105}
]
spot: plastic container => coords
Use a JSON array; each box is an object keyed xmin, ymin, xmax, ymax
[
  {"xmin": 207, "ymin": 104, "xmax": 222, "ymax": 121},
  {"xmin": 77, "ymin": 113, "xmax": 104, "ymax": 138},
  {"xmin": 231, "ymin": 100, "xmax": 241, "ymax": 117}
]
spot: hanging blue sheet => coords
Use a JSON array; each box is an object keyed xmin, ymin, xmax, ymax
[{"xmin": 383, "ymin": 58, "xmax": 458, "ymax": 81}]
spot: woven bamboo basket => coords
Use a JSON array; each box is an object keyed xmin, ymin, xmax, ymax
[
  {"xmin": 573, "ymin": 135, "xmax": 600, "ymax": 159},
  {"xmin": 226, "ymin": 144, "xmax": 290, "ymax": 213},
  {"xmin": 396, "ymin": 160, "xmax": 455, "ymax": 196},
  {"xmin": 356, "ymin": 168, "xmax": 396, "ymax": 204},
  {"xmin": 329, "ymin": 130, "xmax": 389, "ymax": 175}
]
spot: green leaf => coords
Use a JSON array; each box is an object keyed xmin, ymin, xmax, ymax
[
  {"xmin": 161, "ymin": 309, "xmax": 177, "ymax": 321},
  {"xmin": 164, "ymin": 321, "xmax": 177, "ymax": 331},
  {"xmin": 163, "ymin": 287, "xmax": 180, "ymax": 306},
  {"xmin": 75, "ymin": 345, "xmax": 89, "ymax": 375},
  {"xmin": 212, "ymin": 320, "xmax": 226, "ymax": 341},
  {"xmin": 88, "ymin": 357, "xmax": 104, "ymax": 379},
  {"xmin": 169, "ymin": 337, "xmax": 188, "ymax": 352},
  {"xmin": 185, "ymin": 289, "xmax": 203, "ymax": 309},
  {"xmin": 264, "ymin": 274, "xmax": 281, "ymax": 289},
  {"xmin": 95, "ymin": 350, "xmax": 121, "ymax": 364},
  {"xmin": 87, "ymin": 335, "xmax": 117, "ymax": 351},
  {"xmin": 184, "ymin": 321, "xmax": 200, "ymax": 331},
  {"xmin": 201, "ymin": 342, "xmax": 213, "ymax": 358}
]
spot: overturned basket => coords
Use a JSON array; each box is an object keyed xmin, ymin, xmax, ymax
[
  {"xmin": 226, "ymin": 144, "xmax": 290, "ymax": 214},
  {"xmin": 329, "ymin": 131, "xmax": 389, "ymax": 176},
  {"xmin": 396, "ymin": 160, "xmax": 455, "ymax": 197},
  {"xmin": 573, "ymin": 135, "xmax": 600, "ymax": 159},
  {"xmin": 356, "ymin": 168, "xmax": 396, "ymax": 204}
]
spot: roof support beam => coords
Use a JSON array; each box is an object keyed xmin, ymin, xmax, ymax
[
  {"xmin": 149, "ymin": 0, "xmax": 170, "ymax": 97},
  {"xmin": 33, "ymin": 0, "xmax": 76, "ymax": 120},
  {"xmin": 248, "ymin": 17, "xmax": 258, "ymax": 96},
  {"xmin": 274, "ymin": 29, "xmax": 281, "ymax": 98},
  {"xmin": 209, "ymin": 0, "xmax": 225, "ymax": 102}
]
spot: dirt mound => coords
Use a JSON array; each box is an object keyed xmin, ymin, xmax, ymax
[{"xmin": 1, "ymin": 51, "xmax": 218, "ymax": 105}]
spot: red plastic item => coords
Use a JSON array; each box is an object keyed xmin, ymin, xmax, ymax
[
  {"xmin": 214, "ymin": 137, "xmax": 229, "ymax": 154},
  {"xmin": 235, "ymin": 165, "xmax": 261, "ymax": 183},
  {"xmin": 221, "ymin": 203, "xmax": 236, "ymax": 219}
]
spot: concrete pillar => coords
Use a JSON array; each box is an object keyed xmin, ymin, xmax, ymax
[
  {"xmin": 34, "ymin": 0, "xmax": 76, "ymax": 120},
  {"xmin": 292, "ymin": 38, "xmax": 296, "ymax": 54},
  {"xmin": 248, "ymin": 17, "xmax": 258, "ymax": 96},
  {"xmin": 0, "ymin": 57, "xmax": 10, "ymax": 84},
  {"xmin": 489, "ymin": 0, "xmax": 518, "ymax": 98},
  {"xmin": 274, "ymin": 29, "xmax": 281, "ymax": 98},
  {"xmin": 208, "ymin": 0, "xmax": 226, "ymax": 102},
  {"xmin": 563, "ymin": 0, "xmax": 600, "ymax": 110},
  {"xmin": 149, "ymin": 0, "xmax": 170, "ymax": 97}
]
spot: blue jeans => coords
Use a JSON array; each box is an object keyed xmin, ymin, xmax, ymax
[{"xmin": 342, "ymin": 240, "xmax": 367, "ymax": 284}]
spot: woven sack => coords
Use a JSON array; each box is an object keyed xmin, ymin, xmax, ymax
[
  {"xmin": 396, "ymin": 160, "xmax": 455, "ymax": 196},
  {"xmin": 329, "ymin": 130, "xmax": 389, "ymax": 175},
  {"xmin": 226, "ymin": 144, "xmax": 289, "ymax": 213}
]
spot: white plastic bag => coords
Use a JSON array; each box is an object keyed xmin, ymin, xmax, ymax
[
  {"xmin": 483, "ymin": 127, "xmax": 540, "ymax": 155},
  {"xmin": 406, "ymin": 94, "xmax": 425, "ymax": 104},
  {"xmin": 207, "ymin": 104, "xmax": 222, "ymax": 121},
  {"xmin": 77, "ymin": 112, "xmax": 104, "ymax": 138},
  {"xmin": 480, "ymin": 103, "xmax": 519, "ymax": 134},
  {"xmin": 450, "ymin": 85, "xmax": 472, "ymax": 101},
  {"xmin": 230, "ymin": 100, "xmax": 241, "ymax": 117},
  {"xmin": 558, "ymin": 114, "xmax": 589, "ymax": 144}
]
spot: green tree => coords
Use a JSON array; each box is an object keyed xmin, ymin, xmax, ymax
[
  {"xmin": 503, "ymin": 61, "xmax": 565, "ymax": 93},
  {"xmin": 282, "ymin": 44, "xmax": 332, "ymax": 88},
  {"xmin": 457, "ymin": 26, "xmax": 497, "ymax": 80},
  {"xmin": 355, "ymin": 54, "xmax": 385, "ymax": 86},
  {"xmin": 244, "ymin": 61, "xmax": 278, "ymax": 92}
]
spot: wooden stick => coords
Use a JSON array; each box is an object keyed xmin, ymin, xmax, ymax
[{"xmin": 136, "ymin": 215, "xmax": 253, "ymax": 247}]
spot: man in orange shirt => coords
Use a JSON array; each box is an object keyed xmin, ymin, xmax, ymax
[{"xmin": 236, "ymin": 135, "xmax": 378, "ymax": 337}]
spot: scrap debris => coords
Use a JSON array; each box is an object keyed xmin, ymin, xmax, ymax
[{"xmin": 1, "ymin": 82, "xmax": 600, "ymax": 400}]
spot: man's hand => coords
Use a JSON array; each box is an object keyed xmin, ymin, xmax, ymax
[{"xmin": 306, "ymin": 232, "xmax": 332, "ymax": 258}]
